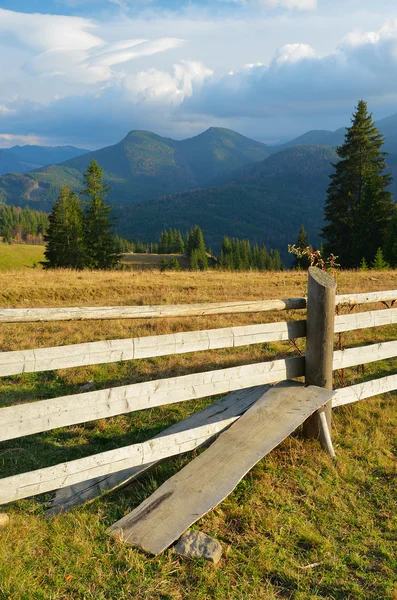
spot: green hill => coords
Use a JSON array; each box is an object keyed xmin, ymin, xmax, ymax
[
  {"xmin": 116, "ymin": 146, "xmax": 338, "ymax": 258},
  {"xmin": 0, "ymin": 128, "xmax": 270, "ymax": 211}
]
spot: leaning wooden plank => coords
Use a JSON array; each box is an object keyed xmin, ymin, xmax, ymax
[
  {"xmin": 0, "ymin": 320, "xmax": 306, "ymax": 377},
  {"xmin": 0, "ymin": 298, "xmax": 307, "ymax": 324},
  {"xmin": 332, "ymin": 374, "xmax": 397, "ymax": 407},
  {"xmin": 335, "ymin": 308, "xmax": 397, "ymax": 333},
  {"xmin": 47, "ymin": 385, "xmax": 269, "ymax": 515},
  {"xmin": 0, "ymin": 356, "xmax": 304, "ymax": 442},
  {"xmin": 335, "ymin": 290, "xmax": 397, "ymax": 307},
  {"xmin": 333, "ymin": 340, "xmax": 397, "ymax": 370},
  {"xmin": 0, "ymin": 383, "xmax": 291, "ymax": 506},
  {"xmin": 107, "ymin": 383, "xmax": 334, "ymax": 555}
]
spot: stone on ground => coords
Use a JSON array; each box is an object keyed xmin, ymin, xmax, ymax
[
  {"xmin": 0, "ymin": 513, "xmax": 10, "ymax": 529},
  {"xmin": 174, "ymin": 530, "xmax": 222, "ymax": 564}
]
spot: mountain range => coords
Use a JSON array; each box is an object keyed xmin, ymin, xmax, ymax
[
  {"xmin": 0, "ymin": 112, "xmax": 396, "ymax": 258},
  {"xmin": 0, "ymin": 145, "xmax": 88, "ymax": 176}
]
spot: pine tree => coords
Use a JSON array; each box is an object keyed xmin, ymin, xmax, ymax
[
  {"xmin": 293, "ymin": 225, "xmax": 311, "ymax": 270},
  {"xmin": 81, "ymin": 159, "xmax": 120, "ymax": 269},
  {"xmin": 359, "ymin": 257, "xmax": 368, "ymax": 270},
  {"xmin": 323, "ymin": 100, "xmax": 394, "ymax": 268},
  {"xmin": 189, "ymin": 249, "xmax": 200, "ymax": 270},
  {"xmin": 44, "ymin": 185, "xmax": 85, "ymax": 269},
  {"xmin": 186, "ymin": 225, "xmax": 207, "ymax": 270},
  {"xmin": 169, "ymin": 256, "xmax": 181, "ymax": 271},
  {"xmin": 371, "ymin": 247, "xmax": 389, "ymax": 270}
]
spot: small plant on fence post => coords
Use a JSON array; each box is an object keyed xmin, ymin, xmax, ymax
[{"xmin": 303, "ymin": 267, "xmax": 336, "ymax": 457}]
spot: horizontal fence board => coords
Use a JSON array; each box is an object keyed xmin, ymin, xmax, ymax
[
  {"xmin": 336, "ymin": 290, "xmax": 397, "ymax": 307},
  {"xmin": 333, "ymin": 340, "xmax": 397, "ymax": 370},
  {"xmin": 333, "ymin": 374, "xmax": 397, "ymax": 407},
  {"xmin": 0, "ymin": 298, "xmax": 307, "ymax": 324},
  {"xmin": 0, "ymin": 289, "xmax": 396, "ymax": 324},
  {"xmin": 47, "ymin": 385, "xmax": 270, "ymax": 515},
  {"xmin": 2, "ymin": 384, "xmax": 311, "ymax": 505},
  {"xmin": 335, "ymin": 308, "xmax": 397, "ymax": 333},
  {"xmin": 0, "ymin": 320, "xmax": 306, "ymax": 378},
  {"xmin": 0, "ymin": 356, "xmax": 305, "ymax": 442}
]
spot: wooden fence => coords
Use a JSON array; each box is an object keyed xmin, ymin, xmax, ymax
[{"xmin": 0, "ymin": 269, "xmax": 396, "ymax": 507}]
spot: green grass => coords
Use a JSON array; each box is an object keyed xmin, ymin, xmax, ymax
[{"xmin": 0, "ymin": 244, "xmax": 44, "ymax": 270}]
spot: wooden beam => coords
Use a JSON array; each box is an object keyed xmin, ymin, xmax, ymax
[
  {"xmin": 333, "ymin": 340, "xmax": 397, "ymax": 370},
  {"xmin": 303, "ymin": 267, "xmax": 336, "ymax": 456},
  {"xmin": 0, "ymin": 356, "xmax": 305, "ymax": 442},
  {"xmin": 47, "ymin": 385, "xmax": 269, "ymax": 515},
  {"xmin": 0, "ymin": 320, "xmax": 306, "ymax": 377},
  {"xmin": 335, "ymin": 308, "xmax": 397, "ymax": 333},
  {"xmin": 107, "ymin": 383, "xmax": 334, "ymax": 555},
  {"xmin": 0, "ymin": 298, "xmax": 307, "ymax": 323},
  {"xmin": 336, "ymin": 290, "xmax": 397, "ymax": 307},
  {"xmin": 3, "ymin": 383, "xmax": 322, "ymax": 506},
  {"xmin": 332, "ymin": 374, "xmax": 397, "ymax": 407}
]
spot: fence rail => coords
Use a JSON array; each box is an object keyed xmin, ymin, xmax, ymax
[
  {"xmin": 0, "ymin": 289, "xmax": 396, "ymax": 323},
  {"xmin": 0, "ymin": 277, "xmax": 396, "ymax": 508}
]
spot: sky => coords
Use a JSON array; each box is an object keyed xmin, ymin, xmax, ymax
[{"xmin": 1, "ymin": 0, "xmax": 397, "ymax": 148}]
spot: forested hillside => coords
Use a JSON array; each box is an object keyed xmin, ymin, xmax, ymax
[
  {"xmin": 117, "ymin": 146, "xmax": 338, "ymax": 257},
  {"xmin": 0, "ymin": 128, "xmax": 270, "ymax": 211}
]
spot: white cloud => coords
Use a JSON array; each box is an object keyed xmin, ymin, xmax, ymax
[
  {"xmin": 273, "ymin": 43, "xmax": 316, "ymax": 65},
  {"xmin": 0, "ymin": 105, "xmax": 17, "ymax": 116},
  {"xmin": 123, "ymin": 60, "xmax": 212, "ymax": 105}
]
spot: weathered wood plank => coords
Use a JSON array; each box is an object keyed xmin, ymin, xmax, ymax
[
  {"xmin": 0, "ymin": 355, "xmax": 304, "ymax": 443},
  {"xmin": 335, "ymin": 290, "xmax": 397, "ymax": 307},
  {"xmin": 332, "ymin": 374, "xmax": 397, "ymax": 407},
  {"xmin": 107, "ymin": 383, "xmax": 334, "ymax": 555},
  {"xmin": 0, "ymin": 320, "xmax": 306, "ymax": 377},
  {"xmin": 0, "ymin": 298, "xmax": 307, "ymax": 323},
  {"xmin": 47, "ymin": 385, "xmax": 269, "ymax": 515},
  {"xmin": 335, "ymin": 308, "xmax": 397, "ymax": 333},
  {"xmin": 333, "ymin": 340, "xmax": 397, "ymax": 370}
]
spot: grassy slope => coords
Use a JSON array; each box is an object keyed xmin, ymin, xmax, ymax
[
  {"xmin": 0, "ymin": 269, "xmax": 396, "ymax": 600},
  {"xmin": 0, "ymin": 244, "xmax": 44, "ymax": 270}
]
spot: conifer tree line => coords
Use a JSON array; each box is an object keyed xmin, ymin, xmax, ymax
[
  {"xmin": 219, "ymin": 237, "xmax": 283, "ymax": 271},
  {"xmin": 322, "ymin": 100, "xmax": 396, "ymax": 269},
  {"xmin": 44, "ymin": 159, "xmax": 120, "ymax": 269},
  {"xmin": 0, "ymin": 205, "xmax": 49, "ymax": 245}
]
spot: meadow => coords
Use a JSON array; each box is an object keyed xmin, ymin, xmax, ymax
[
  {"xmin": 0, "ymin": 268, "xmax": 396, "ymax": 600},
  {"xmin": 0, "ymin": 244, "xmax": 45, "ymax": 270}
]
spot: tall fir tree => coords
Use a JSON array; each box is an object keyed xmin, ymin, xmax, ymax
[
  {"xmin": 43, "ymin": 185, "xmax": 85, "ymax": 269},
  {"xmin": 186, "ymin": 225, "xmax": 207, "ymax": 270},
  {"xmin": 322, "ymin": 100, "xmax": 394, "ymax": 268},
  {"xmin": 81, "ymin": 159, "xmax": 120, "ymax": 269}
]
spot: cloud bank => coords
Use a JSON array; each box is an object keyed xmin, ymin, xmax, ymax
[{"xmin": 1, "ymin": 7, "xmax": 397, "ymax": 146}]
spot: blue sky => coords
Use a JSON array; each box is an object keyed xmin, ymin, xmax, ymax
[{"xmin": 1, "ymin": 0, "xmax": 397, "ymax": 148}]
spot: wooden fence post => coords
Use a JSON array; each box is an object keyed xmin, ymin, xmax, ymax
[{"xmin": 303, "ymin": 267, "xmax": 336, "ymax": 457}]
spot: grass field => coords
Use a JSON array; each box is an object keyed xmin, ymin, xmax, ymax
[
  {"xmin": 0, "ymin": 243, "xmax": 45, "ymax": 270},
  {"xmin": 0, "ymin": 269, "xmax": 396, "ymax": 600}
]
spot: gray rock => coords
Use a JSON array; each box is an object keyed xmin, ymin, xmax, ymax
[
  {"xmin": 174, "ymin": 530, "xmax": 222, "ymax": 564},
  {"xmin": 79, "ymin": 381, "xmax": 95, "ymax": 393},
  {"xmin": 0, "ymin": 513, "xmax": 10, "ymax": 529}
]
